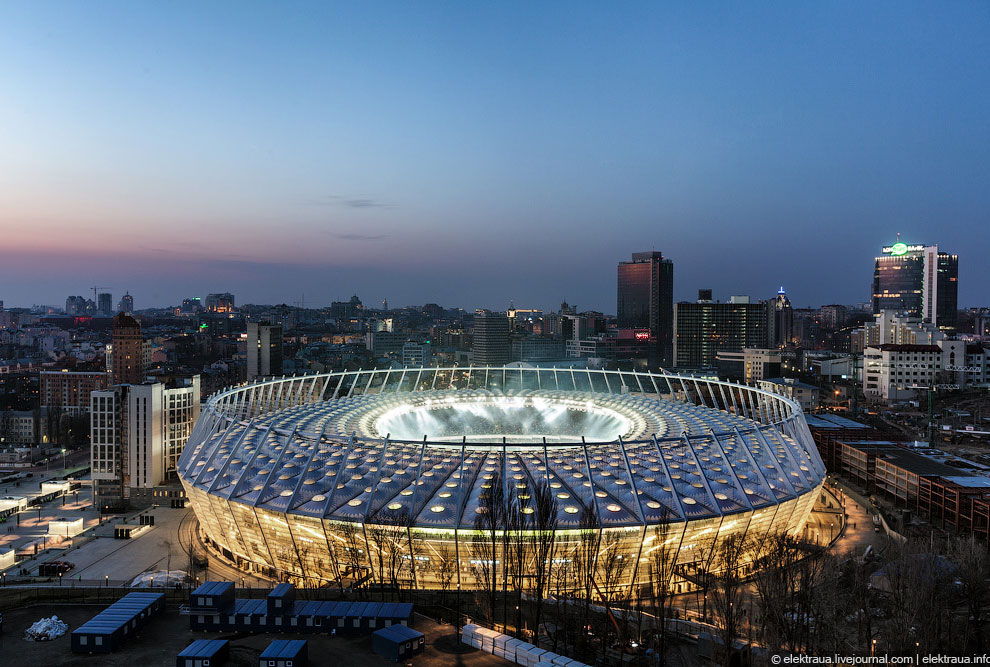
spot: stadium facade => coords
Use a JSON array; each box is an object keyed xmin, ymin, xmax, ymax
[{"xmin": 177, "ymin": 367, "xmax": 826, "ymax": 593}]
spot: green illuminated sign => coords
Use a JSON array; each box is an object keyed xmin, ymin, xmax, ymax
[{"xmin": 889, "ymin": 242, "xmax": 908, "ymax": 256}]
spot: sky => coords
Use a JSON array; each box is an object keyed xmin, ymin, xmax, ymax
[{"xmin": 2, "ymin": 2, "xmax": 988, "ymax": 313}]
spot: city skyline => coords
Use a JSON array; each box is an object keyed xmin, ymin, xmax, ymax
[{"xmin": 3, "ymin": 3, "xmax": 989, "ymax": 310}]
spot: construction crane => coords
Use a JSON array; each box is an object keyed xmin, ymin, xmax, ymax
[{"xmin": 91, "ymin": 286, "xmax": 110, "ymax": 302}]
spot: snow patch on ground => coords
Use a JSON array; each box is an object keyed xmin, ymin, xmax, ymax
[
  {"xmin": 129, "ymin": 569, "xmax": 189, "ymax": 588},
  {"xmin": 25, "ymin": 615, "xmax": 68, "ymax": 641}
]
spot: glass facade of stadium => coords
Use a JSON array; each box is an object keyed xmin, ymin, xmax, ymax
[{"xmin": 177, "ymin": 367, "xmax": 826, "ymax": 594}]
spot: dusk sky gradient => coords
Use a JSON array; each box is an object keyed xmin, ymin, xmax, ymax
[{"xmin": 2, "ymin": 2, "xmax": 988, "ymax": 312}]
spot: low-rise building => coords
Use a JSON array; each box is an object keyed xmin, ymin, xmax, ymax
[
  {"xmin": 718, "ymin": 349, "xmax": 781, "ymax": 383},
  {"xmin": 758, "ymin": 377, "xmax": 819, "ymax": 411}
]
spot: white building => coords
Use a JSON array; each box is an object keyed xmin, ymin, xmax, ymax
[
  {"xmin": 863, "ymin": 343, "xmax": 942, "ymax": 403},
  {"xmin": 48, "ymin": 516, "xmax": 85, "ymax": 538},
  {"xmin": 853, "ymin": 310, "xmax": 943, "ymax": 352},
  {"xmin": 246, "ymin": 322, "xmax": 283, "ymax": 380},
  {"xmin": 91, "ymin": 376, "xmax": 200, "ymax": 509},
  {"xmin": 717, "ymin": 348, "xmax": 781, "ymax": 382}
]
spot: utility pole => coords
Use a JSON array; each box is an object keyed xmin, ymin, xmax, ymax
[
  {"xmin": 927, "ymin": 382, "xmax": 936, "ymax": 445},
  {"xmin": 850, "ymin": 350, "xmax": 859, "ymax": 418}
]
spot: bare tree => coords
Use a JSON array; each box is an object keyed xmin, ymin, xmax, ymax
[
  {"xmin": 573, "ymin": 502, "xmax": 601, "ymax": 662},
  {"xmin": 432, "ymin": 543, "xmax": 457, "ymax": 605},
  {"xmin": 597, "ymin": 530, "xmax": 630, "ymax": 663},
  {"xmin": 877, "ymin": 541, "xmax": 955, "ymax": 655},
  {"xmin": 322, "ymin": 530, "xmax": 347, "ymax": 594},
  {"xmin": 473, "ymin": 468, "xmax": 505, "ymax": 628},
  {"xmin": 337, "ymin": 521, "xmax": 367, "ymax": 598},
  {"xmin": 647, "ymin": 508, "xmax": 680, "ymax": 665},
  {"xmin": 949, "ymin": 535, "xmax": 990, "ymax": 654},
  {"xmin": 507, "ymin": 486, "xmax": 528, "ymax": 638},
  {"xmin": 550, "ymin": 550, "xmax": 574, "ymax": 654},
  {"xmin": 707, "ymin": 532, "xmax": 752, "ymax": 667},
  {"xmin": 751, "ymin": 531, "xmax": 837, "ymax": 655},
  {"xmin": 528, "ymin": 480, "xmax": 559, "ymax": 646}
]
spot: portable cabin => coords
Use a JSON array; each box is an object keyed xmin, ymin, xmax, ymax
[
  {"xmin": 72, "ymin": 620, "xmax": 126, "ymax": 653},
  {"xmin": 259, "ymin": 639, "xmax": 307, "ymax": 667},
  {"xmin": 358, "ymin": 602, "xmax": 383, "ymax": 631},
  {"xmin": 190, "ymin": 581, "xmax": 235, "ymax": 615},
  {"xmin": 232, "ymin": 599, "xmax": 267, "ymax": 632},
  {"xmin": 72, "ymin": 592, "xmax": 165, "ymax": 653},
  {"xmin": 177, "ymin": 639, "xmax": 229, "ymax": 667},
  {"xmin": 371, "ymin": 624, "xmax": 425, "ymax": 662},
  {"xmin": 267, "ymin": 583, "xmax": 296, "ymax": 617},
  {"xmin": 376, "ymin": 602, "xmax": 413, "ymax": 627},
  {"xmin": 286, "ymin": 600, "xmax": 317, "ymax": 633},
  {"xmin": 327, "ymin": 601, "xmax": 355, "ymax": 633},
  {"xmin": 343, "ymin": 601, "xmax": 368, "ymax": 633}
]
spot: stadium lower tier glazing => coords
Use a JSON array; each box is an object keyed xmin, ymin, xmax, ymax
[{"xmin": 178, "ymin": 367, "xmax": 826, "ymax": 593}]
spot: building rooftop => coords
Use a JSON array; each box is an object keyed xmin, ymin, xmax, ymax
[
  {"xmin": 940, "ymin": 476, "xmax": 990, "ymax": 489},
  {"xmin": 762, "ymin": 378, "xmax": 818, "ymax": 391},
  {"xmin": 805, "ymin": 414, "xmax": 869, "ymax": 429}
]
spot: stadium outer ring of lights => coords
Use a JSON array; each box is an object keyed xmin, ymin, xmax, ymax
[{"xmin": 177, "ymin": 366, "xmax": 827, "ymax": 591}]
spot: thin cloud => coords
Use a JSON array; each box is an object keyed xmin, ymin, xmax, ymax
[
  {"xmin": 328, "ymin": 232, "xmax": 388, "ymax": 241},
  {"xmin": 304, "ymin": 194, "xmax": 396, "ymax": 209}
]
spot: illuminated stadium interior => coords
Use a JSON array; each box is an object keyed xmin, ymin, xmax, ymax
[{"xmin": 371, "ymin": 393, "xmax": 640, "ymax": 443}]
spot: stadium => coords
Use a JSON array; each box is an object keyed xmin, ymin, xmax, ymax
[{"xmin": 177, "ymin": 367, "xmax": 826, "ymax": 593}]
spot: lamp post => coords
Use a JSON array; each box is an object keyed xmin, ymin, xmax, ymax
[{"xmin": 105, "ymin": 574, "xmax": 109, "ymax": 588}]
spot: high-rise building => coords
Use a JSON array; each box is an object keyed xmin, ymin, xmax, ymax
[
  {"xmin": 98, "ymin": 292, "xmax": 113, "ymax": 315},
  {"xmin": 330, "ymin": 295, "xmax": 363, "ymax": 321},
  {"xmin": 617, "ymin": 251, "xmax": 674, "ymax": 367},
  {"xmin": 118, "ymin": 292, "xmax": 134, "ymax": 314},
  {"xmin": 872, "ymin": 241, "xmax": 958, "ymax": 328},
  {"xmin": 91, "ymin": 376, "xmax": 200, "ymax": 509},
  {"xmin": 819, "ymin": 304, "xmax": 847, "ymax": 330},
  {"xmin": 205, "ymin": 293, "xmax": 235, "ymax": 313},
  {"xmin": 472, "ymin": 310, "xmax": 511, "ymax": 365},
  {"xmin": 674, "ymin": 294, "xmax": 771, "ymax": 369},
  {"xmin": 771, "ymin": 287, "xmax": 794, "ymax": 347},
  {"xmin": 246, "ymin": 322, "xmax": 283, "ymax": 380},
  {"xmin": 110, "ymin": 313, "xmax": 149, "ymax": 385},
  {"xmin": 65, "ymin": 295, "xmax": 88, "ymax": 315}
]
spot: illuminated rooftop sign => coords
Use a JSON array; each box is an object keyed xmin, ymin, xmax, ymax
[{"xmin": 882, "ymin": 243, "xmax": 925, "ymax": 255}]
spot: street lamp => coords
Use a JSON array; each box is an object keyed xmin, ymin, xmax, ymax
[{"xmin": 105, "ymin": 574, "xmax": 109, "ymax": 588}]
